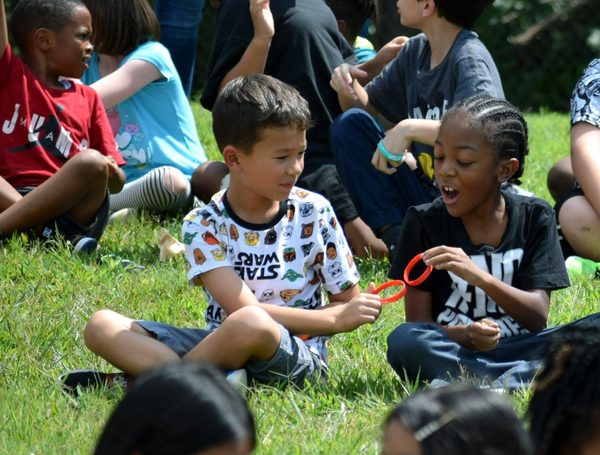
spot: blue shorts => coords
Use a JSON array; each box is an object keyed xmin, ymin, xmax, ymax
[{"xmin": 136, "ymin": 320, "xmax": 326, "ymax": 387}]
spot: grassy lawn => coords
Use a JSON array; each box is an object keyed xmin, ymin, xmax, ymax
[{"xmin": 1, "ymin": 106, "xmax": 599, "ymax": 454}]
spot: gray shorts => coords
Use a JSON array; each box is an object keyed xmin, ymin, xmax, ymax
[{"xmin": 136, "ymin": 320, "xmax": 327, "ymax": 387}]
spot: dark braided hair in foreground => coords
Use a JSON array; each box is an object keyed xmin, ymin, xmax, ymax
[
  {"xmin": 442, "ymin": 94, "xmax": 529, "ymax": 185},
  {"xmin": 527, "ymin": 325, "xmax": 600, "ymax": 455}
]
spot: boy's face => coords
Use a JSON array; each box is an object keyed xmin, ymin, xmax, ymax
[
  {"xmin": 433, "ymin": 113, "xmax": 503, "ymax": 219},
  {"xmin": 235, "ymin": 127, "xmax": 306, "ymax": 203},
  {"xmin": 396, "ymin": 0, "xmax": 423, "ymax": 28},
  {"xmin": 47, "ymin": 6, "xmax": 93, "ymax": 79}
]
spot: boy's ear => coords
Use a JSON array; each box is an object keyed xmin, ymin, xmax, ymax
[
  {"xmin": 422, "ymin": 0, "xmax": 436, "ymax": 18},
  {"xmin": 336, "ymin": 19, "xmax": 347, "ymax": 36},
  {"xmin": 497, "ymin": 158, "xmax": 519, "ymax": 183},
  {"xmin": 222, "ymin": 145, "xmax": 244, "ymax": 172},
  {"xmin": 34, "ymin": 28, "xmax": 53, "ymax": 52}
]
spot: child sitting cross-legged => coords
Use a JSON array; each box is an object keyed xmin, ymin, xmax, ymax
[
  {"xmin": 386, "ymin": 94, "xmax": 600, "ymax": 391},
  {"xmin": 69, "ymin": 75, "xmax": 382, "ymax": 390},
  {"xmin": 0, "ymin": 0, "xmax": 126, "ymax": 252}
]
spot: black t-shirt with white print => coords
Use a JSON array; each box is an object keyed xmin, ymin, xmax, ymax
[{"xmin": 389, "ymin": 191, "xmax": 570, "ymax": 338}]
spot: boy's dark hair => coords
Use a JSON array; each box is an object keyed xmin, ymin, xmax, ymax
[
  {"xmin": 81, "ymin": 0, "xmax": 160, "ymax": 56},
  {"xmin": 9, "ymin": 0, "xmax": 86, "ymax": 53},
  {"xmin": 94, "ymin": 362, "xmax": 256, "ymax": 455},
  {"xmin": 433, "ymin": 0, "xmax": 494, "ymax": 30},
  {"xmin": 527, "ymin": 325, "xmax": 600, "ymax": 455},
  {"xmin": 443, "ymin": 94, "xmax": 529, "ymax": 185},
  {"xmin": 325, "ymin": 0, "xmax": 377, "ymax": 44},
  {"xmin": 212, "ymin": 75, "xmax": 312, "ymax": 154},
  {"xmin": 387, "ymin": 384, "xmax": 531, "ymax": 455}
]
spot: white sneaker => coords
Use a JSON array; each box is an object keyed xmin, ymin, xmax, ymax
[{"xmin": 226, "ymin": 369, "xmax": 248, "ymax": 393}]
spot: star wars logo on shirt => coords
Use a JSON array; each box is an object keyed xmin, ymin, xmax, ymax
[
  {"xmin": 437, "ymin": 248, "xmax": 528, "ymax": 338},
  {"xmin": 234, "ymin": 252, "xmax": 281, "ymax": 280}
]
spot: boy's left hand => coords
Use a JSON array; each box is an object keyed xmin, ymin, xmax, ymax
[{"xmin": 422, "ymin": 246, "xmax": 485, "ymax": 287}]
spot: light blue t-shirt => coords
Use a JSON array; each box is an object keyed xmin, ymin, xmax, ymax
[{"xmin": 82, "ymin": 41, "xmax": 206, "ymax": 181}]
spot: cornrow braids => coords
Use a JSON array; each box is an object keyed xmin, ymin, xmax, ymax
[
  {"xmin": 527, "ymin": 325, "xmax": 600, "ymax": 455},
  {"xmin": 443, "ymin": 94, "xmax": 529, "ymax": 185}
]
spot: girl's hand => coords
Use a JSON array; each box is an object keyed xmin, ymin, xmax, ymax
[
  {"xmin": 249, "ymin": 0, "xmax": 274, "ymax": 41},
  {"xmin": 422, "ymin": 246, "xmax": 486, "ymax": 287},
  {"xmin": 464, "ymin": 318, "xmax": 500, "ymax": 351},
  {"xmin": 330, "ymin": 63, "xmax": 368, "ymax": 100}
]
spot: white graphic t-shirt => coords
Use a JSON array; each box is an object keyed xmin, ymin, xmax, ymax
[{"xmin": 182, "ymin": 187, "xmax": 360, "ymax": 363}]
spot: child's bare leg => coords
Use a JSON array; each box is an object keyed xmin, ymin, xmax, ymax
[
  {"xmin": 0, "ymin": 149, "xmax": 109, "ymax": 236},
  {"xmin": 191, "ymin": 160, "xmax": 229, "ymax": 203},
  {"xmin": 0, "ymin": 176, "xmax": 23, "ymax": 212},
  {"xmin": 183, "ymin": 306, "xmax": 281, "ymax": 371},
  {"xmin": 84, "ymin": 309, "xmax": 180, "ymax": 376},
  {"xmin": 558, "ymin": 195, "xmax": 600, "ymax": 262},
  {"xmin": 547, "ymin": 157, "xmax": 575, "ymax": 202}
]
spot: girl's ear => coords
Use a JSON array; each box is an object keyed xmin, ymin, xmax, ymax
[
  {"xmin": 497, "ymin": 158, "xmax": 519, "ymax": 183},
  {"xmin": 222, "ymin": 145, "xmax": 243, "ymax": 172}
]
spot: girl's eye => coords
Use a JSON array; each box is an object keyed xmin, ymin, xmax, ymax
[
  {"xmin": 457, "ymin": 161, "xmax": 473, "ymax": 166},
  {"xmin": 433, "ymin": 156, "xmax": 443, "ymax": 161}
]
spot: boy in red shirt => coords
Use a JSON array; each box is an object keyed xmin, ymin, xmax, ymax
[{"xmin": 0, "ymin": 0, "xmax": 125, "ymax": 251}]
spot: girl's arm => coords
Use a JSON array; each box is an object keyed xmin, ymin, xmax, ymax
[
  {"xmin": 200, "ymin": 266, "xmax": 381, "ymax": 336},
  {"xmin": 217, "ymin": 0, "xmax": 274, "ymax": 92},
  {"xmin": 422, "ymin": 246, "xmax": 550, "ymax": 332},
  {"xmin": 330, "ymin": 63, "xmax": 376, "ymax": 114},
  {"xmin": 90, "ymin": 59, "xmax": 162, "ymax": 109}
]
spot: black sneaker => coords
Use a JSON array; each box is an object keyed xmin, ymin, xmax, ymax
[
  {"xmin": 71, "ymin": 236, "xmax": 98, "ymax": 255},
  {"xmin": 58, "ymin": 369, "xmax": 134, "ymax": 395}
]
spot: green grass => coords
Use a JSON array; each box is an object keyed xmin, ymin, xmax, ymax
[{"xmin": 1, "ymin": 106, "xmax": 599, "ymax": 454}]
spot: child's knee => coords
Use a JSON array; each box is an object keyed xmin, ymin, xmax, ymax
[
  {"xmin": 162, "ymin": 167, "xmax": 189, "ymax": 195},
  {"xmin": 84, "ymin": 309, "xmax": 119, "ymax": 351},
  {"xmin": 191, "ymin": 161, "xmax": 229, "ymax": 202},
  {"xmin": 386, "ymin": 323, "xmax": 433, "ymax": 367},
  {"xmin": 71, "ymin": 148, "xmax": 109, "ymax": 178},
  {"xmin": 226, "ymin": 306, "xmax": 280, "ymax": 348}
]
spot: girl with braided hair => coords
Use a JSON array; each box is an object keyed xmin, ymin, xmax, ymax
[
  {"xmin": 528, "ymin": 325, "xmax": 600, "ymax": 455},
  {"xmin": 382, "ymin": 384, "xmax": 530, "ymax": 455},
  {"xmin": 386, "ymin": 94, "xmax": 600, "ymax": 391}
]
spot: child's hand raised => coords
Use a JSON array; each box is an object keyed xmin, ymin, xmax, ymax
[
  {"xmin": 330, "ymin": 63, "xmax": 368, "ymax": 101},
  {"xmin": 465, "ymin": 318, "xmax": 500, "ymax": 351},
  {"xmin": 422, "ymin": 246, "xmax": 486, "ymax": 288},
  {"xmin": 249, "ymin": 0, "xmax": 274, "ymax": 41}
]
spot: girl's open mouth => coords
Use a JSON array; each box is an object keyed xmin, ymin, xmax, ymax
[{"xmin": 442, "ymin": 186, "xmax": 460, "ymax": 203}]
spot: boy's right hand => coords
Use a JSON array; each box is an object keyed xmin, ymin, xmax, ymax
[
  {"xmin": 464, "ymin": 318, "xmax": 501, "ymax": 351},
  {"xmin": 330, "ymin": 64, "xmax": 368, "ymax": 101},
  {"xmin": 249, "ymin": 0, "xmax": 274, "ymax": 41},
  {"xmin": 332, "ymin": 282, "xmax": 382, "ymax": 333}
]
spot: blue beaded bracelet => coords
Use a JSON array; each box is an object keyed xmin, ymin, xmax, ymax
[{"xmin": 377, "ymin": 139, "xmax": 405, "ymax": 162}]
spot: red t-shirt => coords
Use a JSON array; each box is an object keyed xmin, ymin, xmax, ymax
[{"xmin": 0, "ymin": 45, "xmax": 124, "ymax": 188}]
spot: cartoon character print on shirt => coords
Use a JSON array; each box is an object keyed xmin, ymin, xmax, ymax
[
  {"xmin": 194, "ymin": 248, "xmax": 206, "ymax": 265},
  {"xmin": 226, "ymin": 245, "xmax": 235, "ymax": 261},
  {"xmin": 283, "ymin": 247, "xmax": 296, "ymax": 262},
  {"xmin": 282, "ymin": 269, "xmax": 303, "ymax": 282},
  {"xmin": 282, "ymin": 225, "xmax": 293, "ymax": 240},
  {"xmin": 571, "ymin": 59, "xmax": 600, "ymax": 123},
  {"xmin": 346, "ymin": 253, "xmax": 354, "ymax": 269},
  {"xmin": 337, "ymin": 279, "xmax": 354, "ymax": 292},
  {"xmin": 208, "ymin": 200, "xmax": 223, "ymax": 217},
  {"xmin": 211, "ymin": 247, "xmax": 226, "ymax": 261},
  {"xmin": 200, "ymin": 211, "xmax": 218, "ymax": 234},
  {"xmin": 183, "ymin": 231, "xmax": 198, "ymax": 245},
  {"xmin": 301, "ymin": 242, "xmax": 315, "ymax": 257},
  {"xmin": 294, "ymin": 189, "xmax": 309, "ymax": 199},
  {"xmin": 287, "ymin": 204, "xmax": 296, "ymax": 221},
  {"xmin": 321, "ymin": 227, "xmax": 330, "ymax": 244},
  {"xmin": 260, "ymin": 289, "xmax": 275, "ymax": 302},
  {"xmin": 280, "ymin": 289, "xmax": 301, "ymax": 303},
  {"xmin": 219, "ymin": 223, "xmax": 228, "ymax": 236},
  {"xmin": 309, "ymin": 271, "xmax": 320, "ymax": 285},
  {"xmin": 301, "ymin": 222, "xmax": 314, "ymax": 239},
  {"xmin": 245, "ymin": 231, "xmax": 259, "ymax": 246},
  {"xmin": 300, "ymin": 203, "xmax": 314, "ymax": 217},
  {"xmin": 313, "ymin": 252, "xmax": 324, "ymax": 266},
  {"xmin": 329, "ymin": 216, "xmax": 338, "ymax": 230},
  {"xmin": 326, "ymin": 242, "xmax": 337, "ymax": 260},
  {"xmin": 202, "ymin": 231, "xmax": 219, "ymax": 245},
  {"xmin": 230, "ymin": 224, "xmax": 239, "ymax": 241},
  {"xmin": 264, "ymin": 227, "xmax": 277, "ymax": 245},
  {"xmin": 117, "ymin": 122, "xmax": 151, "ymax": 168},
  {"xmin": 327, "ymin": 262, "xmax": 343, "ymax": 278}
]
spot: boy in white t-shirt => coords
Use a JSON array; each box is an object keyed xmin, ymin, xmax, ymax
[{"xmin": 73, "ymin": 75, "xmax": 382, "ymax": 389}]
